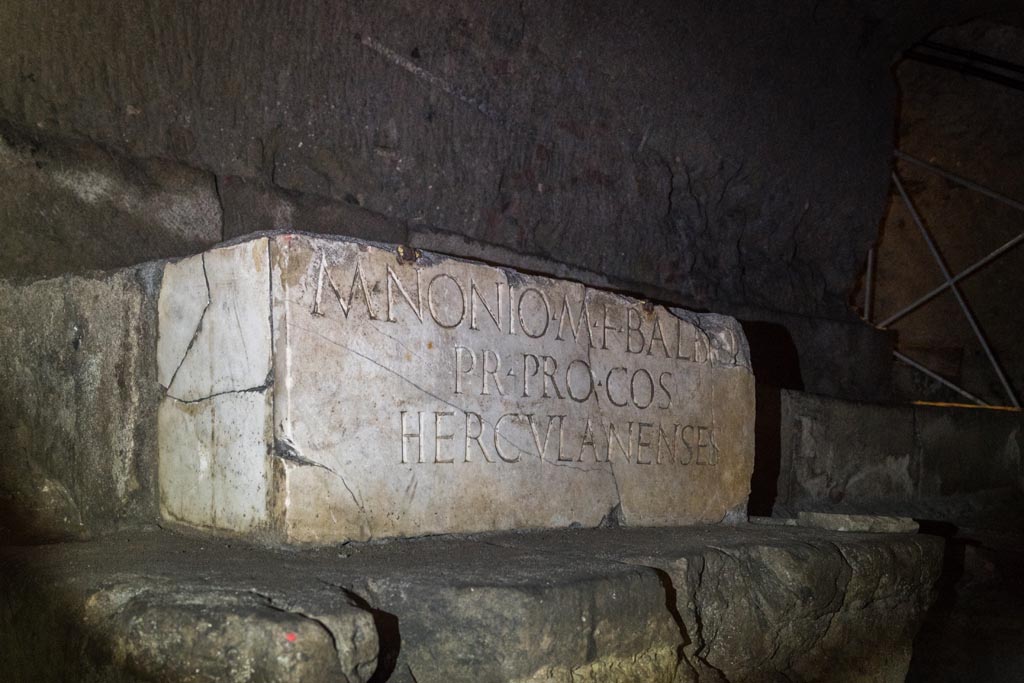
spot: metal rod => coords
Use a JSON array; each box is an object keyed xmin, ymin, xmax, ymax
[
  {"xmin": 893, "ymin": 351, "xmax": 989, "ymax": 406},
  {"xmin": 895, "ymin": 151, "xmax": 1024, "ymax": 213},
  {"xmin": 892, "ymin": 172, "xmax": 1020, "ymax": 407},
  {"xmin": 864, "ymin": 247, "xmax": 876, "ymax": 323},
  {"xmin": 920, "ymin": 40, "xmax": 1024, "ymax": 76},
  {"xmin": 903, "ymin": 51, "xmax": 1024, "ymax": 93},
  {"xmin": 878, "ymin": 231, "xmax": 1024, "ymax": 328}
]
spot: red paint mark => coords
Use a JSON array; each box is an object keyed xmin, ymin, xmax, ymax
[{"xmin": 285, "ymin": 632, "xmax": 297, "ymax": 643}]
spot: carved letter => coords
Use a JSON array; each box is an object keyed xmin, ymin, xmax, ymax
[
  {"xmin": 507, "ymin": 284, "xmax": 516, "ymax": 335},
  {"xmin": 694, "ymin": 330, "xmax": 710, "ymax": 364},
  {"xmin": 541, "ymin": 356, "xmax": 565, "ymax": 399},
  {"xmin": 657, "ymin": 372, "xmax": 673, "ymax": 410},
  {"xmin": 482, "ymin": 349, "xmax": 506, "ymax": 396},
  {"xmin": 494, "ymin": 413, "xmax": 522, "ymax": 463},
  {"xmin": 454, "ymin": 346, "xmax": 477, "ymax": 395},
  {"xmin": 386, "ymin": 265, "xmax": 423, "ymax": 323},
  {"xmin": 566, "ymin": 359, "xmax": 596, "ymax": 403},
  {"xmin": 675, "ymin": 319, "xmax": 692, "ymax": 361},
  {"xmin": 696, "ymin": 426, "xmax": 718, "ymax": 465},
  {"xmin": 607, "ymin": 421, "xmax": 633, "ymax": 462},
  {"xmin": 656, "ymin": 424, "xmax": 678, "ymax": 464},
  {"xmin": 527, "ymin": 414, "xmax": 564, "ymax": 460},
  {"xmin": 517, "ymin": 287, "xmax": 551, "ymax": 339},
  {"xmin": 630, "ymin": 368, "xmax": 654, "ymax": 410},
  {"xmin": 710, "ymin": 328, "xmax": 738, "ymax": 366},
  {"xmin": 522, "ymin": 353, "xmax": 541, "ymax": 397},
  {"xmin": 312, "ymin": 251, "xmax": 328, "ymax": 316},
  {"xmin": 555, "ymin": 294, "xmax": 594, "ymax": 347},
  {"xmin": 635, "ymin": 422, "xmax": 653, "ymax": 464},
  {"xmin": 434, "ymin": 411, "xmax": 455, "ymax": 463},
  {"xmin": 464, "ymin": 412, "xmax": 493, "ymax": 463},
  {"xmin": 605, "ymin": 367, "xmax": 629, "ymax": 407},
  {"xmin": 600, "ymin": 304, "xmax": 618, "ymax": 350},
  {"xmin": 577, "ymin": 418, "xmax": 602, "ymax": 462},
  {"xmin": 470, "ymin": 280, "xmax": 502, "ymax": 331},
  {"xmin": 400, "ymin": 411, "xmax": 425, "ymax": 464},
  {"xmin": 427, "ymin": 273, "xmax": 466, "ymax": 329},
  {"xmin": 646, "ymin": 316, "xmax": 671, "ymax": 357},
  {"xmin": 328, "ymin": 263, "xmax": 378, "ymax": 320},
  {"xmin": 626, "ymin": 308, "xmax": 645, "ymax": 354},
  {"xmin": 680, "ymin": 425, "xmax": 695, "ymax": 465}
]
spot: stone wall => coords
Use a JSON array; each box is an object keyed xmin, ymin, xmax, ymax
[
  {"xmin": 3, "ymin": 1, "xmax": 1019, "ymax": 400},
  {"xmin": 0, "ymin": 265, "xmax": 163, "ymax": 542}
]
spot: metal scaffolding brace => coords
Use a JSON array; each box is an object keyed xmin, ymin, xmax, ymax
[{"xmin": 863, "ymin": 151, "xmax": 1022, "ymax": 408}]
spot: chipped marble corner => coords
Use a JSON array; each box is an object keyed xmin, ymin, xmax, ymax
[
  {"xmin": 668, "ymin": 307, "xmax": 751, "ymax": 371},
  {"xmin": 156, "ymin": 237, "xmax": 273, "ymax": 402},
  {"xmin": 156, "ymin": 238, "xmax": 277, "ymax": 535}
]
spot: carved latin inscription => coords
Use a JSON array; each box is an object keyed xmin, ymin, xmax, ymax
[
  {"xmin": 159, "ymin": 235, "xmax": 753, "ymax": 544},
  {"xmin": 311, "ymin": 256, "xmax": 737, "ymax": 362},
  {"xmin": 305, "ymin": 252, "xmax": 740, "ymax": 472},
  {"xmin": 144, "ymin": 234, "xmax": 764, "ymax": 545}
]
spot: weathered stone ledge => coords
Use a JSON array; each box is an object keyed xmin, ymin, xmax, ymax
[
  {"xmin": 775, "ymin": 389, "xmax": 1023, "ymax": 524},
  {"xmin": 0, "ymin": 523, "xmax": 943, "ymax": 682}
]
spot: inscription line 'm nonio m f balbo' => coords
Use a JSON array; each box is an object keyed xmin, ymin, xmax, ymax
[{"xmin": 310, "ymin": 252, "xmax": 736, "ymax": 364}]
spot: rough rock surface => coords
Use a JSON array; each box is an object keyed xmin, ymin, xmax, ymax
[
  {"xmin": 0, "ymin": 264, "xmax": 163, "ymax": 543},
  {"xmin": 0, "ymin": 0, "xmax": 889, "ymax": 314},
  {"xmin": 0, "ymin": 129, "xmax": 222, "ymax": 276},
  {"xmin": 0, "ymin": 524, "xmax": 943, "ymax": 683},
  {"xmin": 1, "ymin": 536, "xmax": 378, "ymax": 682},
  {"xmin": 796, "ymin": 511, "xmax": 919, "ymax": 534},
  {"xmin": 494, "ymin": 525, "xmax": 943, "ymax": 683}
]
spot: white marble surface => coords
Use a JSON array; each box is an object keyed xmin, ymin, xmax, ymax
[
  {"xmin": 158, "ymin": 388, "xmax": 272, "ymax": 532},
  {"xmin": 157, "ymin": 234, "xmax": 755, "ymax": 544},
  {"xmin": 157, "ymin": 240, "xmax": 275, "ymax": 534},
  {"xmin": 157, "ymin": 253, "xmax": 208, "ymax": 390}
]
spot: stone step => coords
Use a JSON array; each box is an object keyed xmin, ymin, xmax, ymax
[{"xmin": 0, "ymin": 524, "xmax": 942, "ymax": 683}]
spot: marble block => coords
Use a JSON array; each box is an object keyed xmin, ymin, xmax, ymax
[{"xmin": 157, "ymin": 235, "xmax": 755, "ymax": 544}]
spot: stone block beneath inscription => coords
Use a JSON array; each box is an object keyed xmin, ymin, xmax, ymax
[{"xmin": 157, "ymin": 235, "xmax": 755, "ymax": 544}]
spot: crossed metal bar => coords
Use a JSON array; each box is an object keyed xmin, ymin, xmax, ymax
[{"xmin": 864, "ymin": 151, "xmax": 1022, "ymax": 408}]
